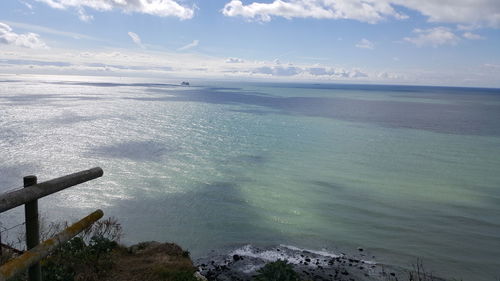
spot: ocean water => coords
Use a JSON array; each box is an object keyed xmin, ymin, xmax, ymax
[{"xmin": 1, "ymin": 75, "xmax": 499, "ymax": 280}]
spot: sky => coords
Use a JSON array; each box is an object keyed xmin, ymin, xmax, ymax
[{"xmin": 1, "ymin": 0, "xmax": 500, "ymax": 87}]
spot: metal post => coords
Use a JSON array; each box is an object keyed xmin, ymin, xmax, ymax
[{"xmin": 24, "ymin": 176, "xmax": 41, "ymax": 281}]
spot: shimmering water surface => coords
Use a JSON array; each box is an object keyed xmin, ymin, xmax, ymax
[{"xmin": 1, "ymin": 75, "xmax": 500, "ymax": 280}]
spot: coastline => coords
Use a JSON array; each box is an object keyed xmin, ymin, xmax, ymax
[{"xmin": 194, "ymin": 244, "xmax": 439, "ymax": 281}]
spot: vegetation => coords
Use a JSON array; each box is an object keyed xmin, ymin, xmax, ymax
[
  {"xmin": 1, "ymin": 216, "xmax": 199, "ymax": 281},
  {"xmin": 152, "ymin": 265, "xmax": 198, "ymax": 281},
  {"xmin": 254, "ymin": 260, "xmax": 300, "ymax": 281},
  {"xmin": 41, "ymin": 236, "xmax": 118, "ymax": 281}
]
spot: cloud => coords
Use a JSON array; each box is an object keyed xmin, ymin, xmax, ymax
[
  {"xmin": 36, "ymin": 0, "xmax": 195, "ymax": 20},
  {"xmin": 20, "ymin": 1, "xmax": 33, "ymax": 10},
  {"xmin": 77, "ymin": 7, "xmax": 94, "ymax": 22},
  {"xmin": 355, "ymin": 38, "xmax": 374, "ymax": 49},
  {"xmin": 178, "ymin": 40, "xmax": 199, "ymax": 51},
  {"xmin": 249, "ymin": 64, "xmax": 368, "ymax": 78},
  {"xmin": 222, "ymin": 0, "xmax": 500, "ymax": 28},
  {"xmin": 483, "ymin": 63, "xmax": 500, "ymax": 70},
  {"xmin": 306, "ymin": 66, "xmax": 367, "ymax": 78},
  {"xmin": 0, "ymin": 22, "xmax": 48, "ymax": 49},
  {"xmin": 404, "ymin": 27, "xmax": 459, "ymax": 47},
  {"xmin": 462, "ymin": 32, "xmax": 484, "ymax": 40},
  {"xmin": 378, "ymin": 71, "xmax": 403, "ymax": 79},
  {"xmin": 2, "ymin": 21, "xmax": 97, "ymax": 40},
  {"xmin": 5, "ymin": 46, "xmax": 500, "ymax": 87},
  {"xmin": 390, "ymin": 0, "xmax": 500, "ymax": 28},
  {"xmin": 252, "ymin": 65, "xmax": 301, "ymax": 76},
  {"xmin": 226, "ymin": 57, "xmax": 244, "ymax": 63},
  {"xmin": 222, "ymin": 0, "xmax": 406, "ymax": 23},
  {"xmin": 128, "ymin": 31, "xmax": 144, "ymax": 48}
]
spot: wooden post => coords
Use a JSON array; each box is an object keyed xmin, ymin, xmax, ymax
[
  {"xmin": 0, "ymin": 167, "xmax": 103, "ymax": 213},
  {"xmin": 24, "ymin": 176, "xmax": 41, "ymax": 281}
]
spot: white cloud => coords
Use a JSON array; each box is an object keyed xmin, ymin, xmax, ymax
[
  {"xmin": 222, "ymin": 0, "xmax": 406, "ymax": 23},
  {"xmin": 20, "ymin": 1, "xmax": 33, "ymax": 10},
  {"xmin": 0, "ymin": 22, "xmax": 48, "ymax": 49},
  {"xmin": 226, "ymin": 57, "xmax": 244, "ymax": 63},
  {"xmin": 249, "ymin": 64, "xmax": 369, "ymax": 78},
  {"xmin": 178, "ymin": 40, "xmax": 199, "ymax": 51},
  {"xmin": 3, "ymin": 47, "xmax": 500, "ymax": 86},
  {"xmin": 378, "ymin": 71, "xmax": 403, "ymax": 79},
  {"xmin": 355, "ymin": 38, "xmax": 374, "ymax": 49},
  {"xmin": 483, "ymin": 63, "xmax": 500, "ymax": 69},
  {"xmin": 404, "ymin": 27, "xmax": 459, "ymax": 47},
  {"xmin": 2, "ymin": 21, "xmax": 98, "ymax": 40},
  {"xmin": 462, "ymin": 32, "xmax": 484, "ymax": 40},
  {"xmin": 306, "ymin": 66, "xmax": 367, "ymax": 78},
  {"xmin": 252, "ymin": 65, "xmax": 300, "ymax": 76},
  {"xmin": 36, "ymin": 0, "xmax": 195, "ymax": 19},
  {"xmin": 128, "ymin": 31, "xmax": 144, "ymax": 48},
  {"xmin": 77, "ymin": 8, "xmax": 94, "ymax": 22},
  {"xmin": 390, "ymin": 0, "xmax": 500, "ymax": 28},
  {"xmin": 222, "ymin": 0, "xmax": 500, "ymax": 28}
]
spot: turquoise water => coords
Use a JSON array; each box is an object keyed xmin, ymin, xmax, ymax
[{"xmin": 1, "ymin": 75, "xmax": 499, "ymax": 280}]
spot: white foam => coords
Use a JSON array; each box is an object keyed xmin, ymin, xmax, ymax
[
  {"xmin": 229, "ymin": 244, "xmax": 377, "ymax": 267},
  {"xmin": 240, "ymin": 264, "xmax": 263, "ymax": 274},
  {"xmin": 229, "ymin": 245, "xmax": 331, "ymax": 267},
  {"xmin": 280, "ymin": 244, "xmax": 340, "ymax": 258},
  {"xmin": 230, "ymin": 245, "xmax": 296, "ymax": 263}
]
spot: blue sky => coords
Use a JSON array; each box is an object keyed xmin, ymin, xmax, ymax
[{"xmin": 1, "ymin": 0, "xmax": 500, "ymax": 87}]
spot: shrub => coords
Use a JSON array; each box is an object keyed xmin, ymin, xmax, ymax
[
  {"xmin": 42, "ymin": 236, "xmax": 117, "ymax": 281},
  {"xmin": 153, "ymin": 266, "xmax": 198, "ymax": 281},
  {"xmin": 254, "ymin": 260, "xmax": 300, "ymax": 281}
]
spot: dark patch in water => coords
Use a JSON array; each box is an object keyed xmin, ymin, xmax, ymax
[
  {"xmin": 0, "ymin": 93, "xmax": 104, "ymax": 106},
  {"xmin": 129, "ymin": 86, "xmax": 500, "ymax": 136},
  {"xmin": 203, "ymin": 181, "xmax": 239, "ymax": 190},
  {"xmin": 234, "ymin": 155, "xmax": 267, "ymax": 165},
  {"xmin": 87, "ymin": 140, "xmax": 175, "ymax": 162},
  {"xmin": 311, "ymin": 181, "xmax": 344, "ymax": 190},
  {"xmin": 46, "ymin": 81, "xmax": 178, "ymax": 88},
  {"xmin": 108, "ymin": 180, "xmax": 286, "ymax": 257},
  {"xmin": 230, "ymin": 109, "xmax": 279, "ymax": 116},
  {"xmin": 44, "ymin": 111, "xmax": 111, "ymax": 125}
]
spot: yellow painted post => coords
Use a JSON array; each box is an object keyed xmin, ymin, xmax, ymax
[{"xmin": 0, "ymin": 210, "xmax": 104, "ymax": 281}]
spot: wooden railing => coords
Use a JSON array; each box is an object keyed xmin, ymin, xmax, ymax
[{"xmin": 0, "ymin": 167, "xmax": 104, "ymax": 281}]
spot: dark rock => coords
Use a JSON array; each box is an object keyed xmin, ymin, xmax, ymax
[{"xmin": 233, "ymin": 255, "xmax": 241, "ymax": 261}]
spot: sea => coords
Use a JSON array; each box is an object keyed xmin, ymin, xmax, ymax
[{"xmin": 0, "ymin": 75, "xmax": 499, "ymax": 281}]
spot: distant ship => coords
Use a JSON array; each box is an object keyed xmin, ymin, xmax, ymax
[{"xmin": 181, "ymin": 81, "xmax": 190, "ymax": 86}]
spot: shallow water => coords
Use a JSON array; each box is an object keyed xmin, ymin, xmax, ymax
[{"xmin": 1, "ymin": 75, "xmax": 499, "ymax": 280}]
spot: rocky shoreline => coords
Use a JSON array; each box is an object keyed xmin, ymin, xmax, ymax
[{"xmin": 195, "ymin": 244, "xmax": 409, "ymax": 281}]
